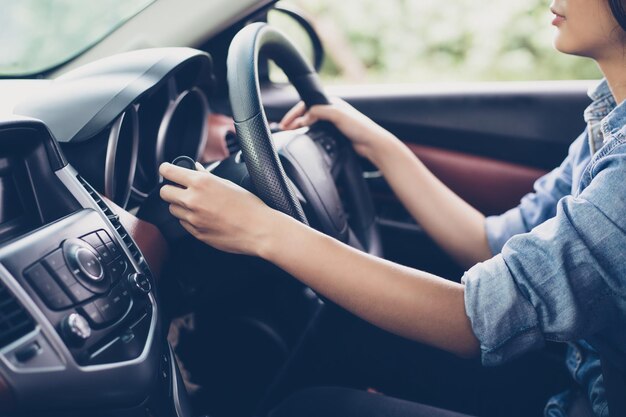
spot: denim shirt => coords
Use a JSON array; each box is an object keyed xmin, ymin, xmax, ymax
[{"xmin": 462, "ymin": 79, "xmax": 626, "ymax": 417}]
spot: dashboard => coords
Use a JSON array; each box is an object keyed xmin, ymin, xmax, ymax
[
  {"xmin": 13, "ymin": 47, "xmax": 215, "ymax": 210},
  {"xmin": 0, "ymin": 48, "xmax": 218, "ymax": 416}
]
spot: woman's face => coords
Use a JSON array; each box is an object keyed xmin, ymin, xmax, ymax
[{"xmin": 551, "ymin": 0, "xmax": 625, "ymax": 60}]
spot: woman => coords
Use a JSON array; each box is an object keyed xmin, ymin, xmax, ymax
[{"xmin": 160, "ymin": 0, "xmax": 626, "ymax": 415}]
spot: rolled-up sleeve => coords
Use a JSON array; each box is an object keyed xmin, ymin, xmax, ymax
[
  {"xmin": 485, "ymin": 134, "xmax": 584, "ymax": 254},
  {"xmin": 464, "ymin": 142, "xmax": 626, "ymax": 366}
]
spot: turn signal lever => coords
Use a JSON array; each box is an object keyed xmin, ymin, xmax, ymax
[
  {"xmin": 136, "ymin": 156, "xmax": 198, "ymax": 241},
  {"xmin": 168, "ymin": 155, "xmax": 197, "ymax": 174}
]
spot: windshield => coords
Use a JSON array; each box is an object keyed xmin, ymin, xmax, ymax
[{"xmin": 0, "ymin": 0, "xmax": 155, "ymax": 77}]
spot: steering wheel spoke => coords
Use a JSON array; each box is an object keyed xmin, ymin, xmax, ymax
[{"xmin": 275, "ymin": 129, "xmax": 349, "ymax": 242}]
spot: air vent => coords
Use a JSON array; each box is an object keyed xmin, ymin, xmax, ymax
[
  {"xmin": 76, "ymin": 176, "xmax": 153, "ymax": 278},
  {"xmin": 0, "ymin": 281, "xmax": 35, "ymax": 348}
]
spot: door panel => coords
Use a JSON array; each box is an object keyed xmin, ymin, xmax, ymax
[
  {"xmin": 264, "ymin": 81, "xmax": 592, "ymax": 169},
  {"xmin": 262, "ymin": 81, "xmax": 593, "ymax": 275},
  {"xmin": 403, "ymin": 143, "xmax": 547, "ymax": 216}
]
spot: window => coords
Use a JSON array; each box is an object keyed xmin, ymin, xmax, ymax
[
  {"xmin": 0, "ymin": 0, "xmax": 155, "ymax": 77},
  {"xmin": 284, "ymin": 0, "xmax": 601, "ymax": 84}
]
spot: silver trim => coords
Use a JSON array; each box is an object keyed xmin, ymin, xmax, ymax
[
  {"xmin": 171, "ymin": 344, "xmax": 184, "ymax": 417},
  {"xmin": 363, "ymin": 170, "xmax": 383, "ymax": 179},
  {"xmin": 205, "ymin": 160, "xmax": 222, "ymax": 172},
  {"xmin": 104, "ymin": 106, "xmax": 139, "ymax": 208},
  {"xmin": 155, "ymin": 85, "xmax": 209, "ymax": 173},
  {"xmin": 1, "ymin": 327, "xmax": 65, "ymax": 374},
  {"xmin": 0, "ymin": 327, "xmax": 40, "ymax": 358},
  {"xmin": 89, "ymin": 334, "xmax": 121, "ymax": 360},
  {"xmin": 169, "ymin": 344, "xmax": 192, "ymax": 417},
  {"xmin": 130, "ymin": 185, "xmax": 150, "ymax": 200},
  {"xmin": 0, "ymin": 264, "xmax": 68, "ymax": 372},
  {"xmin": 234, "ymin": 150, "xmax": 244, "ymax": 164}
]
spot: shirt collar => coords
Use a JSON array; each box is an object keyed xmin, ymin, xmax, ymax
[
  {"xmin": 583, "ymin": 79, "xmax": 626, "ymax": 151},
  {"xmin": 584, "ymin": 79, "xmax": 616, "ymax": 124},
  {"xmin": 588, "ymin": 78, "xmax": 614, "ymax": 102},
  {"xmin": 601, "ymin": 98, "xmax": 626, "ymax": 143}
]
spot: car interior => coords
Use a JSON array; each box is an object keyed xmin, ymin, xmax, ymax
[{"xmin": 0, "ymin": 1, "xmax": 611, "ymax": 416}]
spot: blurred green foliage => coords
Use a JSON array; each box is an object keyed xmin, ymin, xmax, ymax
[{"xmin": 287, "ymin": 0, "xmax": 602, "ymax": 83}]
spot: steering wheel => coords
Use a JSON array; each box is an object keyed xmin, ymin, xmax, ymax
[{"xmin": 227, "ymin": 23, "xmax": 382, "ymax": 256}]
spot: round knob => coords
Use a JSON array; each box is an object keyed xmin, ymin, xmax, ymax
[
  {"xmin": 61, "ymin": 313, "xmax": 91, "ymax": 345},
  {"xmin": 129, "ymin": 272, "xmax": 151, "ymax": 294},
  {"xmin": 64, "ymin": 241, "xmax": 104, "ymax": 282},
  {"xmin": 75, "ymin": 248, "xmax": 104, "ymax": 281}
]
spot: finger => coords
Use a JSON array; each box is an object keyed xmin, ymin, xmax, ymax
[
  {"xmin": 279, "ymin": 101, "xmax": 306, "ymax": 129},
  {"xmin": 160, "ymin": 184, "xmax": 189, "ymax": 206},
  {"xmin": 291, "ymin": 116, "xmax": 307, "ymax": 129},
  {"xmin": 291, "ymin": 111, "xmax": 319, "ymax": 129},
  {"xmin": 179, "ymin": 219, "xmax": 199, "ymax": 238},
  {"xmin": 280, "ymin": 101, "xmax": 306, "ymax": 128},
  {"xmin": 168, "ymin": 203, "xmax": 191, "ymax": 221},
  {"xmin": 308, "ymin": 104, "xmax": 338, "ymax": 123},
  {"xmin": 159, "ymin": 162, "xmax": 201, "ymax": 187},
  {"xmin": 195, "ymin": 162, "xmax": 206, "ymax": 172}
]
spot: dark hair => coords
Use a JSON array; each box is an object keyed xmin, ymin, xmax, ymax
[{"xmin": 609, "ymin": 0, "xmax": 626, "ymax": 32}]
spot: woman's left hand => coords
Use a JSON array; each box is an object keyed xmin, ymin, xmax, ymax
[{"xmin": 159, "ymin": 162, "xmax": 277, "ymax": 256}]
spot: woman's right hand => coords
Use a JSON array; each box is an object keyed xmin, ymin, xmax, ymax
[{"xmin": 279, "ymin": 98, "xmax": 398, "ymax": 165}]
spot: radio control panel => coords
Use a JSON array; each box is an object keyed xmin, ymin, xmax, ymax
[{"xmin": 1, "ymin": 209, "xmax": 154, "ymax": 366}]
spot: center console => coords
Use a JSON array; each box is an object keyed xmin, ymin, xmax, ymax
[
  {"xmin": 0, "ymin": 118, "xmax": 188, "ymax": 416},
  {"xmin": 4, "ymin": 210, "xmax": 153, "ymax": 367}
]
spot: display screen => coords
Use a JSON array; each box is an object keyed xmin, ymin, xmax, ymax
[
  {"xmin": 0, "ymin": 173, "xmax": 23, "ymax": 225},
  {"xmin": 0, "ymin": 158, "xmax": 40, "ymax": 244},
  {"xmin": 0, "ymin": 127, "xmax": 79, "ymax": 246}
]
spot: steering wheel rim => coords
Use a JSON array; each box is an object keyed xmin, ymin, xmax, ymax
[{"xmin": 227, "ymin": 22, "xmax": 382, "ymax": 256}]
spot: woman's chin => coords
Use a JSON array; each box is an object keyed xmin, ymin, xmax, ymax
[{"xmin": 552, "ymin": 35, "xmax": 585, "ymax": 57}]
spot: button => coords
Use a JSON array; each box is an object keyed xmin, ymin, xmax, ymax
[
  {"xmin": 108, "ymin": 258, "xmax": 128, "ymax": 282},
  {"xmin": 24, "ymin": 264, "xmax": 72, "ymax": 310},
  {"xmin": 95, "ymin": 245, "xmax": 113, "ymax": 264},
  {"xmin": 72, "ymin": 266, "xmax": 109, "ymax": 294},
  {"xmin": 45, "ymin": 291, "xmax": 73, "ymax": 310},
  {"xmin": 81, "ymin": 233, "xmax": 104, "ymax": 249},
  {"xmin": 66, "ymin": 282, "xmax": 94, "ymax": 303},
  {"xmin": 105, "ymin": 242, "xmax": 121, "ymax": 258},
  {"xmin": 76, "ymin": 248, "xmax": 104, "ymax": 281},
  {"xmin": 15, "ymin": 342, "xmax": 41, "ymax": 363},
  {"xmin": 97, "ymin": 230, "xmax": 113, "ymax": 245},
  {"xmin": 42, "ymin": 249, "xmax": 66, "ymax": 271},
  {"xmin": 129, "ymin": 273, "xmax": 151, "ymax": 294},
  {"xmin": 95, "ymin": 285, "xmax": 131, "ymax": 323},
  {"xmin": 94, "ymin": 298, "xmax": 113, "ymax": 322},
  {"xmin": 51, "ymin": 265, "xmax": 78, "ymax": 288},
  {"xmin": 24, "ymin": 264, "xmax": 56, "ymax": 292},
  {"xmin": 80, "ymin": 302, "xmax": 106, "ymax": 326}
]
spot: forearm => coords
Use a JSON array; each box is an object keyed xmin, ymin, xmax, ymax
[
  {"xmin": 158, "ymin": 159, "xmax": 480, "ymax": 358},
  {"xmin": 259, "ymin": 212, "xmax": 480, "ymax": 358},
  {"xmin": 370, "ymin": 136, "xmax": 493, "ymax": 268}
]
